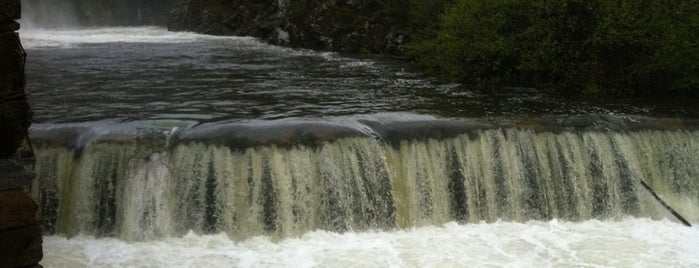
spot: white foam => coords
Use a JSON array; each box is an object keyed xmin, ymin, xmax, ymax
[
  {"xmin": 19, "ymin": 27, "xmax": 258, "ymax": 49},
  {"xmin": 42, "ymin": 218, "xmax": 699, "ymax": 268},
  {"xmin": 17, "ymin": 26, "xmax": 370, "ymax": 65}
]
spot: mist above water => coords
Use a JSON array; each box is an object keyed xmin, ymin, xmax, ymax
[
  {"xmin": 20, "ymin": 0, "xmax": 173, "ymax": 29},
  {"xmin": 21, "ymin": 0, "xmax": 80, "ymax": 29}
]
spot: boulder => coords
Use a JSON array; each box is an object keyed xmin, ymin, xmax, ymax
[
  {"xmin": 0, "ymin": 32, "xmax": 24, "ymax": 94},
  {"xmin": 0, "ymin": 30, "xmax": 30, "ymax": 159},
  {"xmin": 0, "ymin": 0, "xmax": 20, "ymax": 21},
  {"xmin": 0, "ymin": 225, "xmax": 42, "ymax": 268},
  {"xmin": 0, "ymin": 1, "xmax": 42, "ymax": 266},
  {"xmin": 0, "ymin": 160, "xmax": 34, "ymax": 190},
  {"xmin": 0, "ymin": 190, "xmax": 37, "ymax": 230},
  {"xmin": 0, "ymin": 20, "xmax": 19, "ymax": 32}
]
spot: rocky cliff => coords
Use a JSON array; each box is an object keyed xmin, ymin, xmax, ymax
[
  {"xmin": 0, "ymin": 0, "xmax": 42, "ymax": 267},
  {"xmin": 168, "ymin": 0, "xmax": 411, "ymax": 55}
]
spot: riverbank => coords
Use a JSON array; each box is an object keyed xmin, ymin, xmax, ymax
[
  {"xmin": 167, "ymin": 0, "xmax": 697, "ymax": 99},
  {"xmin": 167, "ymin": 0, "xmax": 415, "ymax": 56}
]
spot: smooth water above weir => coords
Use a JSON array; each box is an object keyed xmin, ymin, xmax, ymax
[
  {"xmin": 32, "ymin": 120, "xmax": 699, "ymax": 241},
  {"xmin": 22, "ymin": 27, "xmax": 699, "ymax": 123}
]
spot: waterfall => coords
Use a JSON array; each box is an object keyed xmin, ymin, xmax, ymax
[{"xmin": 32, "ymin": 127, "xmax": 699, "ymax": 241}]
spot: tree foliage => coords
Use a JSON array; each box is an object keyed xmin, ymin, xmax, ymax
[{"xmin": 409, "ymin": 0, "xmax": 698, "ymax": 97}]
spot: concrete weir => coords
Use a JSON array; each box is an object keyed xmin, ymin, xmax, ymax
[{"xmin": 0, "ymin": 0, "xmax": 42, "ymax": 266}]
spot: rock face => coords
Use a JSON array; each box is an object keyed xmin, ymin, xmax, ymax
[
  {"xmin": 168, "ymin": 0, "xmax": 411, "ymax": 55},
  {"xmin": 0, "ymin": 0, "xmax": 42, "ymax": 267}
]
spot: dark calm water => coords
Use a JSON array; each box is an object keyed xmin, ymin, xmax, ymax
[{"xmin": 21, "ymin": 27, "xmax": 698, "ymax": 125}]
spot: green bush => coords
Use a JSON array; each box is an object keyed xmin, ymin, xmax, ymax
[{"xmin": 409, "ymin": 0, "xmax": 698, "ymax": 97}]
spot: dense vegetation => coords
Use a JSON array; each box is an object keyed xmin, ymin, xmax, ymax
[{"xmin": 408, "ymin": 0, "xmax": 698, "ymax": 98}]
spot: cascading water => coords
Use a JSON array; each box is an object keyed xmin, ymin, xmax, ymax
[
  {"xmin": 22, "ymin": 26, "xmax": 699, "ymax": 266},
  {"xmin": 32, "ymin": 119, "xmax": 699, "ymax": 242}
]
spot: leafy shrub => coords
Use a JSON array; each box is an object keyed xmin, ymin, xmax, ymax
[{"xmin": 409, "ymin": 0, "xmax": 698, "ymax": 97}]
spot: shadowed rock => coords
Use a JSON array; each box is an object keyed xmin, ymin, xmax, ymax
[{"xmin": 0, "ymin": 0, "xmax": 42, "ymax": 266}]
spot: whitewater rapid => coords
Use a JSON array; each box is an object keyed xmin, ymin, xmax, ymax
[
  {"xmin": 19, "ymin": 26, "xmax": 246, "ymax": 49},
  {"xmin": 43, "ymin": 219, "xmax": 698, "ymax": 267}
]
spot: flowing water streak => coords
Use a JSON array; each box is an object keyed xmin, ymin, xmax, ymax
[{"xmin": 33, "ymin": 128, "xmax": 699, "ymax": 241}]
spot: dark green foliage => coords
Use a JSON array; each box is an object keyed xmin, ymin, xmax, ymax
[
  {"xmin": 409, "ymin": 0, "xmax": 698, "ymax": 97},
  {"xmin": 408, "ymin": 0, "xmax": 451, "ymax": 29}
]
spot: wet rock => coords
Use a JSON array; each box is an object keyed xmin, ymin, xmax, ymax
[
  {"xmin": 0, "ymin": 225, "xmax": 42, "ymax": 268},
  {"xmin": 0, "ymin": 0, "xmax": 42, "ymax": 266},
  {"xmin": 0, "ymin": 98, "xmax": 31, "ymax": 158},
  {"xmin": 383, "ymin": 31, "xmax": 409, "ymax": 56},
  {"xmin": 0, "ymin": 32, "xmax": 24, "ymax": 94},
  {"xmin": 0, "ymin": 191, "xmax": 37, "ymax": 229},
  {"xmin": 0, "ymin": 0, "xmax": 20, "ymax": 21},
  {"xmin": 0, "ymin": 30, "xmax": 30, "ymax": 159},
  {"xmin": 0, "ymin": 160, "xmax": 33, "ymax": 190},
  {"xmin": 168, "ymin": 0, "xmax": 411, "ymax": 56},
  {"xmin": 0, "ymin": 21, "xmax": 19, "ymax": 32}
]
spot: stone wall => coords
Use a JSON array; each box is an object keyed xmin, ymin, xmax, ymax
[{"xmin": 0, "ymin": 0, "xmax": 42, "ymax": 267}]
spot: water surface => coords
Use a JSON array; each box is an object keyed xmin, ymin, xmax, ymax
[{"xmin": 23, "ymin": 27, "xmax": 698, "ymax": 124}]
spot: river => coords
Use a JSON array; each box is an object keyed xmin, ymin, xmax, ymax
[{"xmin": 22, "ymin": 27, "xmax": 699, "ymax": 267}]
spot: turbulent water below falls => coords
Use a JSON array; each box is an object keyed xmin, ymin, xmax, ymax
[
  {"xmin": 42, "ymin": 219, "xmax": 699, "ymax": 267},
  {"xmin": 21, "ymin": 27, "xmax": 699, "ymax": 267}
]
